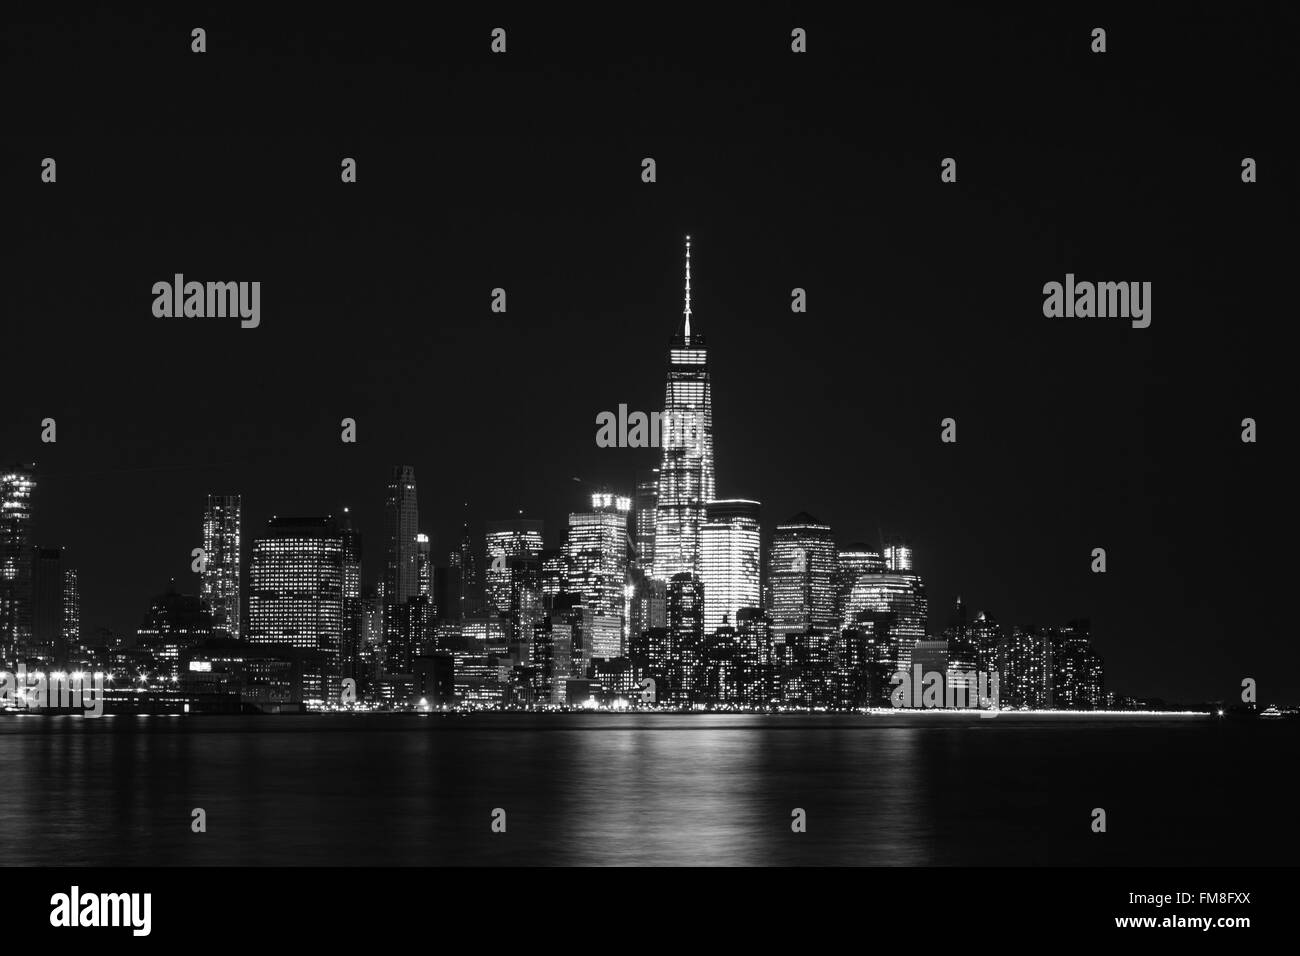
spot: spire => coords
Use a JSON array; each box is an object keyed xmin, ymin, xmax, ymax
[{"xmin": 683, "ymin": 235, "xmax": 692, "ymax": 341}]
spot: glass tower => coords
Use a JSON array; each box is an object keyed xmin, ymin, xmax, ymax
[
  {"xmin": 0, "ymin": 464, "xmax": 37, "ymax": 666},
  {"xmin": 565, "ymin": 494, "xmax": 631, "ymax": 660},
  {"xmin": 700, "ymin": 499, "xmax": 761, "ymax": 638},
  {"xmin": 653, "ymin": 236, "xmax": 716, "ymax": 581},
  {"xmin": 201, "ymin": 494, "xmax": 242, "ymax": 640}
]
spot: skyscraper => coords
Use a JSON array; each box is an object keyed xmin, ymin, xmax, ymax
[
  {"xmin": 633, "ymin": 468, "xmax": 659, "ymax": 573},
  {"xmin": 667, "ymin": 572, "xmax": 704, "ymax": 704},
  {"xmin": 0, "ymin": 464, "xmax": 36, "ymax": 665},
  {"xmin": 32, "ymin": 546, "xmax": 65, "ymax": 665},
  {"xmin": 846, "ymin": 570, "xmax": 929, "ymax": 675},
  {"xmin": 340, "ymin": 508, "xmax": 364, "ymax": 688},
  {"xmin": 485, "ymin": 519, "xmax": 544, "ymax": 613},
  {"xmin": 834, "ymin": 543, "xmax": 886, "ymax": 628},
  {"xmin": 383, "ymin": 466, "xmax": 420, "ymax": 673},
  {"xmin": 653, "ymin": 237, "xmax": 716, "ymax": 581},
  {"xmin": 701, "ymin": 499, "xmax": 762, "ymax": 638},
  {"xmin": 384, "ymin": 466, "xmax": 420, "ymax": 606},
  {"xmin": 247, "ymin": 515, "xmax": 344, "ymax": 703},
  {"xmin": 565, "ymin": 494, "xmax": 630, "ymax": 660},
  {"xmin": 769, "ymin": 513, "xmax": 837, "ymax": 644},
  {"xmin": 201, "ymin": 494, "xmax": 242, "ymax": 640},
  {"xmin": 62, "ymin": 567, "xmax": 80, "ymax": 661}
]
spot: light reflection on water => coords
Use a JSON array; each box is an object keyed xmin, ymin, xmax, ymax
[{"xmin": 0, "ymin": 713, "xmax": 1290, "ymax": 866}]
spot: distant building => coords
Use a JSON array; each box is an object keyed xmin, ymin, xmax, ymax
[
  {"xmin": 247, "ymin": 515, "xmax": 344, "ymax": 706},
  {"xmin": 0, "ymin": 463, "xmax": 37, "ymax": 665},
  {"xmin": 701, "ymin": 499, "xmax": 761, "ymax": 639},
  {"xmin": 565, "ymin": 494, "xmax": 630, "ymax": 660},
  {"xmin": 201, "ymin": 494, "xmax": 242, "ymax": 640},
  {"xmin": 138, "ymin": 582, "xmax": 216, "ymax": 680},
  {"xmin": 667, "ymin": 572, "xmax": 704, "ymax": 703}
]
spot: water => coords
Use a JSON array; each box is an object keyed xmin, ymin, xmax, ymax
[{"xmin": 0, "ymin": 713, "xmax": 1292, "ymax": 866}]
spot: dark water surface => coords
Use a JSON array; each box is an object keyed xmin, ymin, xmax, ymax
[{"xmin": 0, "ymin": 713, "xmax": 1292, "ymax": 866}]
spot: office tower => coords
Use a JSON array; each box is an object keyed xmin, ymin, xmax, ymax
[
  {"xmin": 653, "ymin": 237, "xmax": 716, "ymax": 581},
  {"xmin": 769, "ymin": 513, "xmax": 837, "ymax": 644},
  {"xmin": 734, "ymin": 606, "xmax": 774, "ymax": 708},
  {"xmin": 883, "ymin": 537, "xmax": 914, "ymax": 573},
  {"xmin": 1049, "ymin": 619, "xmax": 1104, "ymax": 710},
  {"xmin": 454, "ymin": 515, "xmax": 484, "ymax": 618},
  {"xmin": 769, "ymin": 514, "xmax": 837, "ymax": 707},
  {"xmin": 137, "ymin": 582, "xmax": 215, "ymax": 680},
  {"xmin": 417, "ymin": 533, "xmax": 432, "ymax": 598},
  {"xmin": 1003, "ymin": 625, "xmax": 1053, "ymax": 708},
  {"xmin": 31, "ymin": 546, "xmax": 65, "ymax": 665},
  {"xmin": 485, "ymin": 519, "xmax": 544, "ymax": 613},
  {"xmin": 565, "ymin": 494, "xmax": 630, "ymax": 660},
  {"xmin": 701, "ymin": 499, "xmax": 761, "ymax": 638},
  {"xmin": 383, "ymin": 467, "xmax": 420, "ymax": 673},
  {"xmin": 247, "ymin": 515, "xmax": 344, "ymax": 704},
  {"xmin": 969, "ymin": 611, "xmax": 1002, "ymax": 688},
  {"xmin": 500, "ymin": 552, "xmax": 542, "ymax": 649},
  {"xmin": 62, "ymin": 567, "xmax": 80, "ymax": 661},
  {"xmin": 540, "ymin": 548, "xmax": 566, "ymax": 601},
  {"xmin": 384, "ymin": 466, "xmax": 420, "ymax": 605},
  {"xmin": 910, "ymin": 639, "xmax": 951, "ymax": 707},
  {"xmin": 201, "ymin": 494, "xmax": 242, "ymax": 640},
  {"xmin": 633, "ymin": 468, "xmax": 659, "ymax": 572},
  {"xmin": 1, "ymin": 463, "xmax": 37, "ymax": 665},
  {"xmin": 627, "ymin": 568, "xmax": 666, "ymax": 648},
  {"xmin": 359, "ymin": 584, "xmax": 383, "ymax": 690},
  {"xmin": 943, "ymin": 596, "xmax": 979, "ymax": 706},
  {"xmin": 1082, "ymin": 647, "xmax": 1106, "ymax": 710},
  {"xmin": 340, "ymin": 508, "xmax": 364, "ymax": 689},
  {"xmin": 699, "ymin": 622, "xmax": 741, "ymax": 706},
  {"xmin": 667, "ymin": 572, "xmax": 704, "ymax": 703},
  {"xmin": 415, "ymin": 531, "xmax": 434, "ymax": 651},
  {"xmin": 845, "ymin": 566, "xmax": 928, "ymax": 675},
  {"xmin": 834, "ymin": 543, "xmax": 886, "ymax": 627}
]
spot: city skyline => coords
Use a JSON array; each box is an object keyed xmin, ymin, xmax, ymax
[{"xmin": 0, "ymin": 238, "xmax": 1255, "ymax": 709}]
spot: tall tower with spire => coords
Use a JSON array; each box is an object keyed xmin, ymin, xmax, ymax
[{"xmin": 652, "ymin": 236, "xmax": 716, "ymax": 581}]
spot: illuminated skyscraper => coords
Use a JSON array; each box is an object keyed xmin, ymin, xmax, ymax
[
  {"xmin": 883, "ymin": 537, "xmax": 914, "ymax": 573},
  {"xmin": 62, "ymin": 567, "xmax": 80, "ymax": 660},
  {"xmin": 417, "ymin": 533, "xmax": 432, "ymax": 598},
  {"xmin": 340, "ymin": 508, "xmax": 363, "ymax": 688},
  {"xmin": 0, "ymin": 463, "xmax": 36, "ymax": 665},
  {"xmin": 384, "ymin": 466, "xmax": 420, "ymax": 606},
  {"xmin": 248, "ymin": 515, "xmax": 344, "ymax": 702},
  {"xmin": 846, "ymin": 571, "xmax": 928, "ymax": 675},
  {"xmin": 201, "ymin": 494, "xmax": 242, "ymax": 640},
  {"xmin": 769, "ymin": 513, "xmax": 837, "ymax": 644},
  {"xmin": 701, "ymin": 499, "xmax": 761, "ymax": 638},
  {"xmin": 667, "ymin": 572, "xmax": 704, "ymax": 703},
  {"xmin": 633, "ymin": 468, "xmax": 659, "ymax": 572},
  {"xmin": 653, "ymin": 237, "xmax": 716, "ymax": 581},
  {"xmin": 383, "ymin": 467, "xmax": 420, "ymax": 672},
  {"xmin": 565, "ymin": 494, "xmax": 630, "ymax": 660},
  {"xmin": 834, "ymin": 543, "xmax": 886, "ymax": 628},
  {"xmin": 485, "ymin": 519, "xmax": 544, "ymax": 613}
]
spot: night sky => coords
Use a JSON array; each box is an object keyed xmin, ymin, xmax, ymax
[{"xmin": 2, "ymin": 7, "xmax": 1288, "ymax": 702}]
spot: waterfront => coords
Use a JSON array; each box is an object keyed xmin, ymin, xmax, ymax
[{"xmin": 0, "ymin": 714, "xmax": 1292, "ymax": 866}]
